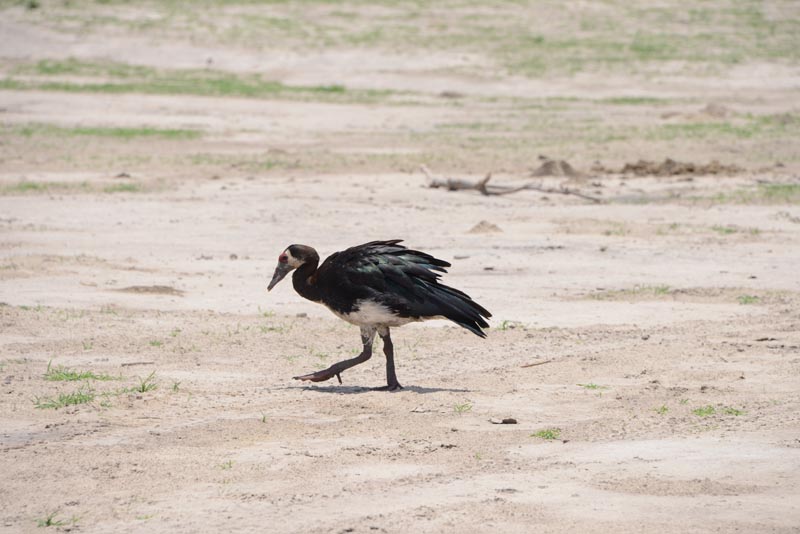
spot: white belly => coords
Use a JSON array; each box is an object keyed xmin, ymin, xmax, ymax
[{"xmin": 330, "ymin": 300, "xmax": 417, "ymax": 327}]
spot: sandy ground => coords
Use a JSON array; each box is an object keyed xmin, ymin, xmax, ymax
[{"xmin": 2, "ymin": 1, "xmax": 800, "ymax": 532}]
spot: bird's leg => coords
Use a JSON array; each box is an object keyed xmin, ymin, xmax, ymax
[
  {"xmin": 293, "ymin": 326, "xmax": 376, "ymax": 384},
  {"xmin": 373, "ymin": 327, "xmax": 403, "ymax": 391}
]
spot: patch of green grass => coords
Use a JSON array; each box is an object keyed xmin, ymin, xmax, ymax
[
  {"xmin": 103, "ymin": 183, "xmax": 141, "ymax": 193},
  {"xmin": 703, "ymin": 184, "xmax": 800, "ymax": 205},
  {"xmin": 577, "ymin": 383, "xmax": 608, "ymax": 390},
  {"xmin": 134, "ymin": 371, "xmax": 158, "ymax": 393},
  {"xmin": 531, "ymin": 428, "xmax": 561, "ymax": 440},
  {"xmin": 34, "ymin": 386, "xmax": 95, "ymax": 409},
  {"xmin": 738, "ymin": 295, "xmax": 760, "ymax": 305},
  {"xmin": 149, "ymin": 340, "xmax": 163, "ymax": 347},
  {"xmin": 711, "ymin": 225, "xmax": 737, "ymax": 235},
  {"xmin": 759, "ymin": 183, "xmax": 800, "ymax": 203},
  {"xmin": 602, "ymin": 222, "xmax": 628, "ymax": 236},
  {"xmin": 219, "ymin": 460, "xmax": 234, "ymax": 470},
  {"xmin": 44, "ymin": 360, "xmax": 118, "ymax": 381},
  {"xmin": 692, "ymin": 405, "xmax": 716, "ymax": 417},
  {"xmin": 171, "ymin": 381, "xmax": 181, "ymax": 392},
  {"xmin": 654, "ymin": 405, "xmax": 669, "ymax": 415},
  {"xmin": 3, "ymin": 60, "xmax": 394, "ymax": 103},
  {"xmin": 1, "ymin": 181, "xmax": 91, "ymax": 195},
  {"xmin": 651, "ymin": 112, "xmax": 800, "ymax": 142},
  {"xmin": 36, "ymin": 510, "xmax": 77, "ymax": 528},
  {"xmin": 10, "ymin": 123, "xmax": 201, "ymax": 140},
  {"xmin": 453, "ymin": 402, "xmax": 473, "ymax": 414}
]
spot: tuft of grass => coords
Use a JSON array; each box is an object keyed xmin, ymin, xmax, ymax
[
  {"xmin": 219, "ymin": 460, "xmax": 234, "ymax": 470},
  {"xmin": 711, "ymin": 225, "xmax": 738, "ymax": 235},
  {"xmin": 578, "ymin": 383, "xmax": 609, "ymax": 390},
  {"xmin": 531, "ymin": 428, "xmax": 561, "ymax": 440},
  {"xmin": 171, "ymin": 381, "xmax": 181, "ymax": 392},
  {"xmin": 134, "ymin": 371, "xmax": 158, "ymax": 393},
  {"xmin": 149, "ymin": 340, "xmax": 163, "ymax": 347},
  {"xmin": 103, "ymin": 183, "xmax": 141, "ymax": 193},
  {"xmin": 738, "ymin": 295, "xmax": 760, "ymax": 305},
  {"xmin": 44, "ymin": 360, "xmax": 118, "ymax": 382},
  {"xmin": 655, "ymin": 405, "xmax": 669, "ymax": 415},
  {"xmin": 453, "ymin": 402, "xmax": 473, "ymax": 414},
  {"xmin": 36, "ymin": 510, "xmax": 77, "ymax": 528},
  {"xmin": 34, "ymin": 386, "xmax": 95, "ymax": 409},
  {"xmin": 692, "ymin": 405, "xmax": 716, "ymax": 417}
]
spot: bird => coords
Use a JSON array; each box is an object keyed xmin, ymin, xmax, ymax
[{"xmin": 267, "ymin": 240, "xmax": 491, "ymax": 390}]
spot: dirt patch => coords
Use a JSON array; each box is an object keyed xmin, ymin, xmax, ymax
[
  {"xmin": 115, "ymin": 285, "xmax": 185, "ymax": 296},
  {"xmin": 619, "ymin": 158, "xmax": 744, "ymax": 177}
]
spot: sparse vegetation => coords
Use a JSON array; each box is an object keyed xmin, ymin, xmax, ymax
[
  {"xmin": 36, "ymin": 510, "xmax": 76, "ymax": 528},
  {"xmin": 44, "ymin": 361, "xmax": 118, "ymax": 382},
  {"xmin": 453, "ymin": 402, "xmax": 473, "ymax": 414},
  {"xmin": 103, "ymin": 183, "xmax": 141, "ymax": 193},
  {"xmin": 692, "ymin": 405, "xmax": 716, "ymax": 417},
  {"xmin": 532, "ymin": 428, "xmax": 561, "ymax": 440},
  {"xmin": 738, "ymin": 295, "xmax": 760, "ymax": 305},
  {"xmin": 578, "ymin": 383, "xmax": 608, "ymax": 390},
  {"xmin": 591, "ymin": 285, "xmax": 673, "ymax": 300},
  {"xmin": 134, "ymin": 372, "xmax": 158, "ymax": 393},
  {"xmin": 34, "ymin": 386, "xmax": 95, "ymax": 409},
  {"xmin": 4, "ymin": 60, "xmax": 393, "ymax": 104},
  {"xmin": 655, "ymin": 405, "xmax": 669, "ymax": 415},
  {"xmin": 11, "ymin": 123, "xmax": 201, "ymax": 140}
]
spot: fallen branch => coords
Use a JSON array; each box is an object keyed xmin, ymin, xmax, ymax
[
  {"xmin": 422, "ymin": 165, "xmax": 602, "ymax": 203},
  {"xmin": 520, "ymin": 359, "xmax": 553, "ymax": 369}
]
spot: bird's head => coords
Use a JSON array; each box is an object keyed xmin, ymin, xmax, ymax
[{"xmin": 267, "ymin": 244, "xmax": 318, "ymax": 291}]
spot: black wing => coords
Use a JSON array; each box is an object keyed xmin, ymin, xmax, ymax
[{"xmin": 317, "ymin": 240, "xmax": 492, "ymax": 337}]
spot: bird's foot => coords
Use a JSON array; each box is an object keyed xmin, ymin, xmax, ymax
[
  {"xmin": 293, "ymin": 371, "xmax": 343, "ymax": 384},
  {"xmin": 372, "ymin": 382, "xmax": 403, "ymax": 392}
]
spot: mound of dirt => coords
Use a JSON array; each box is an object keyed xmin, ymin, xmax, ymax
[
  {"xmin": 531, "ymin": 159, "xmax": 583, "ymax": 178},
  {"xmin": 468, "ymin": 220, "xmax": 503, "ymax": 234},
  {"xmin": 620, "ymin": 158, "xmax": 743, "ymax": 177}
]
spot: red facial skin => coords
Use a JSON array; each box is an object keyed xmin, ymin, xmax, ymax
[{"xmin": 279, "ymin": 254, "xmax": 288, "ymax": 263}]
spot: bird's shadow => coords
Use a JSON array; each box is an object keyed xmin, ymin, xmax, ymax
[{"xmin": 291, "ymin": 384, "xmax": 471, "ymax": 395}]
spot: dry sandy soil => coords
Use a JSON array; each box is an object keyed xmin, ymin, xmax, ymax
[{"xmin": 1, "ymin": 1, "xmax": 800, "ymax": 532}]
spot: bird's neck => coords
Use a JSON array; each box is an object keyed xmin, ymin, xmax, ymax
[{"xmin": 292, "ymin": 259, "xmax": 321, "ymax": 302}]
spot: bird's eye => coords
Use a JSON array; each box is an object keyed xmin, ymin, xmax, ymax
[{"xmin": 279, "ymin": 254, "xmax": 288, "ymax": 264}]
